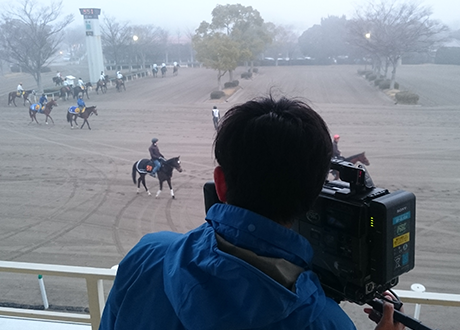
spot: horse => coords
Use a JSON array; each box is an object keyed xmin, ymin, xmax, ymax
[
  {"xmin": 59, "ymin": 86, "xmax": 72, "ymax": 100},
  {"xmin": 132, "ymin": 157, "xmax": 183, "ymax": 198},
  {"xmin": 152, "ymin": 67, "xmax": 158, "ymax": 77},
  {"xmin": 330, "ymin": 152, "xmax": 370, "ymax": 180},
  {"xmin": 95, "ymin": 79, "xmax": 107, "ymax": 94},
  {"xmin": 72, "ymin": 83, "xmax": 92, "ymax": 99},
  {"xmin": 52, "ymin": 76, "xmax": 63, "ymax": 86},
  {"xmin": 173, "ymin": 65, "xmax": 179, "ymax": 76},
  {"xmin": 344, "ymin": 152, "xmax": 369, "ymax": 166},
  {"xmin": 115, "ymin": 79, "xmax": 126, "ymax": 92},
  {"xmin": 28, "ymin": 99, "xmax": 58, "ymax": 125},
  {"xmin": 8, "ymin": 90, "xmax": 35, "ymax": 107},
  {"xmin": 161, "ymin": 66, "xmax": 167, "ymax": 77},
  {"xmin": 66, "ymin": 105, "xmax": 98, "ymax": 130}
]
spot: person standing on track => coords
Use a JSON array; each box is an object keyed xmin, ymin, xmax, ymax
[{"xmin": 212, "ymin": 106, "xmax": 220, "ymax": 130}]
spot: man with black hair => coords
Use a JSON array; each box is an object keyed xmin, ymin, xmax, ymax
[{"xmin": 100, "ymin": 96, "xmax": 404, "ymax": 330}]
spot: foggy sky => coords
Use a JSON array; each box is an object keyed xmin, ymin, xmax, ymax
[{"xmin": 2, "ymin": 0, "xmax": 459, "ymax": 34}]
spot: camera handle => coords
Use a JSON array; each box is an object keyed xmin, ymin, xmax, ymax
[{"xmin": 367, "ymin": 299, "xmax": 438, "ymax": 330}]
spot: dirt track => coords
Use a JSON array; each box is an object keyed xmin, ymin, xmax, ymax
[{"xmin": 1, "ymin": 64, "xmax": 460, "ymax": 329}]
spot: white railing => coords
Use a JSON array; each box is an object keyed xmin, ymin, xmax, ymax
[
  {"xmin": 0, "ymin": 261, "xmax": 116, "ymax": 330},
  {"xmin": 0, "ymin": 260, "xmax": 460, "ymax": 329}
]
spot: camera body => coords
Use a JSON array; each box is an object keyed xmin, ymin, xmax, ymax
[
  {"xmin": 203, "ymin": 160, "xmax": 416, "ymax": 305},
  {"xmin": 292, "ymin": 160, "xmax": 416, "ymax": 304}
]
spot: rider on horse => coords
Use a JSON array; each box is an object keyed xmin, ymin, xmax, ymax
[
  {"xmin": 38, "ymin": 94, "xmax": 48, "ymax": 111},
  {"xmin": 17, "ymin": 83, "xmax": 24, "ymax": 97},
  {"xmin": 332, "ymin": 134, "xmax": 344, "ymax": 160},
  {"xmin": 117, "ymin": 71, "xmax": 123, "ymax": 80},
  {"xmin": 63, "ymin": 78, "xmax": 72, "ymax": 92},
  {"xmin": 149, "ymin": 138, "xmax": 164, "ymax": 178},
  {"xmin": 78, "ymin": 78, "xmax": 85, "ymax": 90},
  {"xmin": 100, "ymin": 71, "xmax": 106, "ymax": 84},
  {"xmin": 76, "ymin": 96, "xmax": 86, "ymax": 114}
]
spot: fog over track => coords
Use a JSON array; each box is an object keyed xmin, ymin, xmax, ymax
[{"xmin": 1, "ymin": 64, "xmax": 459, "ymax": 329}]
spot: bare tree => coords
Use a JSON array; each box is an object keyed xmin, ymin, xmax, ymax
[
  {"xmin": 348, "ymin": 0, "xmax": 448, "ymax": 88},
  {"xmin": 266, "ymin": 23, "xmax": 301, "ymax": 64},
  {"xmin": 0, "ymin": 0, "xmax": 73, "ymax": 92},
  {"xmin": 131, "ymin": 25, "xmax": 167, "ymax": 67},
  {"xmin": 100, "ymin": 16, "xmax": 133, "ymax": 66}
]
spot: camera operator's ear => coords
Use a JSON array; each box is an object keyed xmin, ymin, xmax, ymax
[{"xmin": 213, "ymin": 166, "xmax": 227, "ymax": 203}]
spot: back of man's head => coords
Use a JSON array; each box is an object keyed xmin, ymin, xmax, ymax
[{"xmin": 214, "ymin": 96, "xmax": 332, "ymax": 225}]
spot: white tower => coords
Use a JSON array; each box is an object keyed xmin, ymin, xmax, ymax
[{"xmin": 79, "ymin": 8, "xmax": 104, "ymax": 83}]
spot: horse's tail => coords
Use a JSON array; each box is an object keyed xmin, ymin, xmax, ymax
[
  {"xmin": 66, "ymin": 111, "xmax": 71, "ymax": 123},
  {"xmin": 132, "ymin": 162, "xmax": 137, "ymax": 184}
]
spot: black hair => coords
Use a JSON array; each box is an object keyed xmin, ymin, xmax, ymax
[{"xmin": 214, "ymin": 95, "xmax": 332, "ymax": 225}]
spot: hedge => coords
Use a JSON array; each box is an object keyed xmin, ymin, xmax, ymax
[
  {"xmin": 395, "ymin": 91, "xmax": 419, "ymax": 104},
  {"xmin": 210, "ymin": 90, "xmax": 225, "ymax": 99}
]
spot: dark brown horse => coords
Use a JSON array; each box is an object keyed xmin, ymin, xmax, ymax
[
  {"xmin": 59, "ymin": 86, "xmax": 72, "ymax": 100},
  {"xmin": 8, "ymin": 90, "xmax": 35, "ymax": 107},
  {"xmin": 52, "ymin": 76, "xmax": 63, "ymax": 86},
  {"xmin": 29, "ymin": 99, "xmax": 58, "ymax": 125},
  {"xmin": 72, "ymin": 82, "xmax": 92, "ymax": 99},
  {"xmin": 66, "ymin": 105, "xmax": 98, "ymax": 130},
  {"xmin": 331, "ymin": 152, "xmax": 370, "ymax": 180},
  {"xmin": 95, "ymin": 80, "xmax": 107, "ymax": 94},
  {"xmin": 115, "ymin": 79, "xmax": 125, "ymax": 92},
  {"xmin": 132, "ymin": 157, "xmax": 183, "ymax": 198}
]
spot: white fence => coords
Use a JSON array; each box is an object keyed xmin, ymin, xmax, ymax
[
  {"xmin": 1, "ymin": 260, "xmax": 460, "ymax": 330},
  {"xmin": 0, "ymin": 261, "xmax": 116, "ymax": 330}
]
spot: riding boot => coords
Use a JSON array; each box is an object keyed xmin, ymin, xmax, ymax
[{"xmin": 149, "ymin": 172, "xmax": 156, "ymax": 178}]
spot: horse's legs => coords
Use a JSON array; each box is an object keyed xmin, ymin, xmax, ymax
[
  {"xmin": 30, "ymin": 112, "xmax": 39, "ymax": 124},
  {"xmin": 81, "ymin": 119, "xmax": 91, "ymax": 130},
  {"xmin": 155, "ymin": 180, "xmax": 163, "ymax": 198},
  {"xmin": 141, "ymin": 175, "xmax": 151, "ymax": 195},
  {"xmin": 166, "ymin": 179, "xmax": 175, "ymax": 199},
  {"xmin": 45, "ymin": 114, "xmax": 54, "ymax": 125}
]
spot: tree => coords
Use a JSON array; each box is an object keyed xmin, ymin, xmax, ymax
[
  {"xmin": 131, "ymin": 25, "xmax": 167, "ymax": 68},
  {"xmin": 210, "ymin": 4, "xmax": 272, "ymax": 73},
  {"xmin": 192, "ymin": 4, "xmax": 272, "ymax": 86},
  {"xmin": 100, "ymin": 16, "xmax": 133, "ymax": 66},
  {"xmin": 298, "ymin": 16, "xmax": 356, "ymax": 64},
  {"xmin": 264, "ymin": 23, "xmax": 301, "ymax": 64},
  {"xmin": 193, "ymin": 21, "xmax": 240, "ymax": 90},
  {"xmin": 348, "ymin": 0, "xmax": 448, "ymax": 88},
  {"xmin": 0, "ymin": 0, "xmax": 73, "ymax": 92}
]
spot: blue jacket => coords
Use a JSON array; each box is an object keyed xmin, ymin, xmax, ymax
[
  {"xmin": 39, "ymin": 96, "xmax": 47, "ymax": 105},
  {"xmin": 77, "ymin": 98, "xmax": 85, "ymax": 107},
  {"xmin": 99, "ymin": 204, "xmax": 356, "ymax": 330}
]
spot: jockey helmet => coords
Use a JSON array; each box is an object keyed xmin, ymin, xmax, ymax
[
  {"xmin": 151, "ymin": 138, "xmax": 158, "ymax": 144},
  {"xmin": 333, "ymin": 134, "xmax": 340, "ymax": 140},
  {"xmin": 42, "ymin": 93, "xmax": 45, "ymax": 97}
]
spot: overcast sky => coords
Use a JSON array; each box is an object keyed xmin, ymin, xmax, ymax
[{"xmin": 4, "ymin": 0, "xmax": 460, "ymax": 34}]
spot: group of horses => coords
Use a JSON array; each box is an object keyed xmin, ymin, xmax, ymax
[
  {"xmin": 58, "ymin": 82, "xmax": 93, "ymax": 101},
  {"xmin": 26, "ymin": 99, "xmax": 98, "ymax": 129},
  {"xmin": 152, "ymin": 65, "xmax": 179, "ymax": 78}
]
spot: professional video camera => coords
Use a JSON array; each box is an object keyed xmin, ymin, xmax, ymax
[
  {"xmin": 203, "ymin": 159, "xmax": 416, "ymax": 306},
  {"xmin": 292, "ymin": 159, "xmax": 416, "ymax": 305}
]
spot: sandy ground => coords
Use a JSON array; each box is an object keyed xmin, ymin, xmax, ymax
[{"xmin": 1, "ymin": 64, "xmax": 460, "ymax": 329}]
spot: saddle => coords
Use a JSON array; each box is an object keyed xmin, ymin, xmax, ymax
[
  {"xmin": 17, "ymin": 91, "xmax": 24, "ymax": 97},
  {"xmin": 31, "ymin": 104, "xmax": 43, "ymax": 113},
  {"xmin": 69, "ymin": 106, "xmax": 85, "ymax": 115}
]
